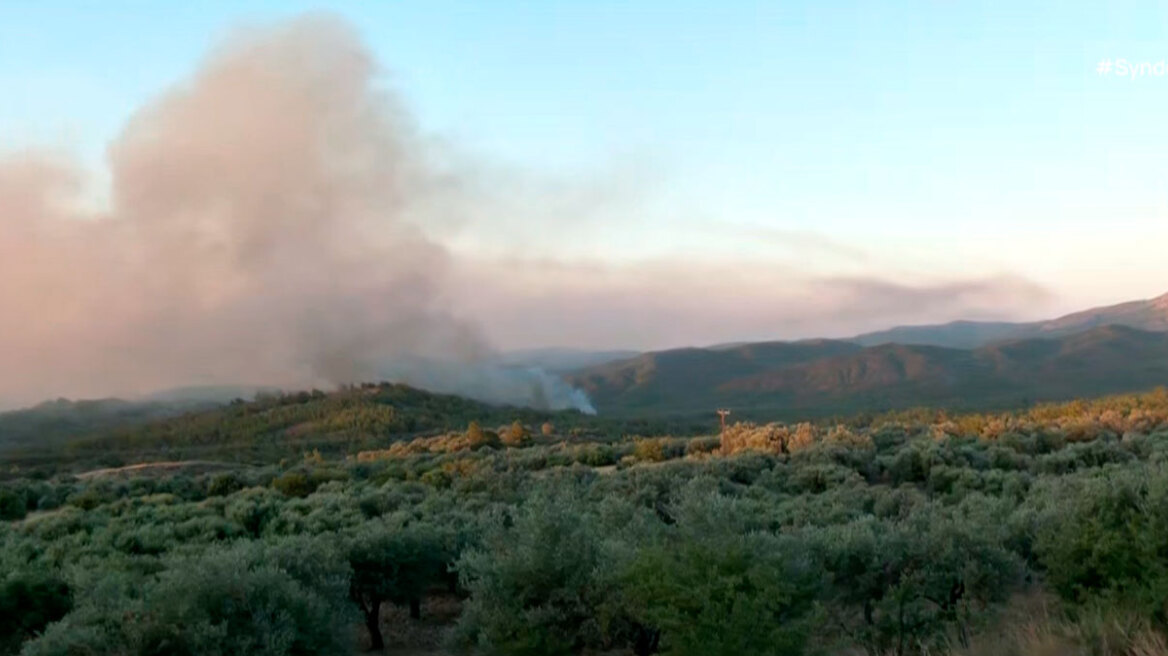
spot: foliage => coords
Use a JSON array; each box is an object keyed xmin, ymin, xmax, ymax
[
  {"xmin": 614, "ymin": 531, "xmax": 821, "ymax": 655},
  {"xmin": 4, "ymin": 388, "xmax": 1168, "ymax": 654},
  {"xmin": 0, "ymin": 568, "xmax": 72, "ymax": 655},
  {"xmin": 456, "ymin": 495, "xmax": 608, "ymax": 655},
  {"xmin": 22, "ymin": 542, "xmax": 353, "ymax": 656},
  {"xmin": 1029, "ymin": 466, "xmax": 1168, "ymax": 614},
  {"xmin": 501, "ymin": 421, "xmax": 531, "ymax": 447},
  {"xmin": 347, "ymin": 521, "xmax": 449, "ymax": 649},
  {"xmin": 1, "ymin": 383, "xmax": 607, "ymax": 474},
  {"xmin": 0, "ymin": 488, "xmax": 27, "ymax": 521}
]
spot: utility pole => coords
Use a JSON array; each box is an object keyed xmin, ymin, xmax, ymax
[{"xmin": 716, "ymin": 409, "xmax": 731, "ymax": 437}]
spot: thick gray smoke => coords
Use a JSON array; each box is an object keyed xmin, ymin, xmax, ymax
[{"xmin": 0, "ymin": 16, "xmax": 596, "ymax": 413}]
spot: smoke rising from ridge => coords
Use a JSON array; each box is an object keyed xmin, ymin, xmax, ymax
[
  {"xmin": 0, "ymin": 16, "xmax": 593, "ymax": 412},
  {"xmin": 0, "ymin": 14, "xmax": 1056, "ymax": 411}
]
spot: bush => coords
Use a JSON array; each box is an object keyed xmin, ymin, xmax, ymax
[
  {"xmin": 23, "ymin": 545, "xmax": 352, "ymax": 656},
  {"xmin": 0, "ymin": 569, "xmax": 72, "ymax": 654},
  {"xmin": 467, "ymin": 421, "xmax": 500, "ymax": 450},
  {"xmin": 684, "ymin": 436, "xmax": 720, "ymax": 457},
  {"xmin": 818, "ymin": 507, "xmax": 1023, "ymax": 654},
  {"xmin": 270, "ymin": 469, "xmax": 346, "ymax": 498},
  {"xmin": 633, "ymin": 438, "xmax": 667, "ymax": 463},
  {"xmin": 1031, "ymin": 467, "xmax": 1168, "ymax": 610},
  {"xmin": 575, "ymin": 444, "xmax": 617, "ymax": 467},
  {"xmin": 456, "ymin": 496, "xmax": 607, "ymax": 655},
  {"xmin": 225, "ymin": 487, "xmax": 283, "ymax": 536},
  {"xmin": 614, "ymin": 533, "xmax": 821, "ymax": 656},
  {"xmin": 0, "ymin": 487, "xmax": 27, "ymax": 521},
  {"xmin": 65, "ymin": 488, "xmax": 110, "ymax": 511},
  {"xmin": 206, "ymin": 472, "xmax": 243, "ymax": 497},
  {"xmin": 501, "ymin": 421, "xmax": 531, "ymax": 447}
]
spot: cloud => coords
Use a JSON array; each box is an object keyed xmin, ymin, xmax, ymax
[{"xmin": 715, "ymin": 223, "xmax": 873, "ymax": 262}]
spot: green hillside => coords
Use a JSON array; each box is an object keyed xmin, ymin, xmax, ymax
[
  {"xmin": 0, "ymin": 383, "xmax": 705, "ymax": 475},
  {"xmin": 5, "ymin": 390, "xmax": 1168, "ymax": 655},
  {"xmin": 0, "ymin": 398, "xmax": 215, "ymax": 454},
  {"xmin": 570, "ymin": 325, "xmax": 1168, "ymax": 416}
]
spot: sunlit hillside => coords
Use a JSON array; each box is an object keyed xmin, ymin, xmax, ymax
[{"xmin": 6, "ymin": 388, "xmax": 1168, "ymax": 654}]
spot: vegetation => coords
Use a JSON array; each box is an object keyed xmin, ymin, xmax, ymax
[
  {"xmin": 4, "ymin": 387, "xmax": 1168, "ymax": 654},
  {"xmin": 0, "ymin": 384, "xmax": 721, "ymax": 480},
  {"xmin": 570, "ymin": 325, "xmax": 1168, "ymax": 417}
]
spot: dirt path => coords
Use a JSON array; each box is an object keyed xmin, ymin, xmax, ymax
[{"xmin": 75, "ymin": 460, "xmax": 236, "ymax": 479}]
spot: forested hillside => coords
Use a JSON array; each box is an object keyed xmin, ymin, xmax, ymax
[
  {"xmin": 5, "ymin": 389, "xmax": 1168, "ymax": 655},
  {"xmin": 0, "ymin": 383, "xmax": 704, "ymax": 477},
  {"xmin": 0, "ymin": 398, "xmax": 214, "ymax": 455},
  {"xmin": 568, "ymin": 339, "xmax": 862, "ymax": 414},
  {"xmin": 571, "ymin": 325, "xmax": 1168, "ymax": 416}
]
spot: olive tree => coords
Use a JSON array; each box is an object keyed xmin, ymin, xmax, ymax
[{"xmin": 347, "ymin": 521, "xmax": 448, "ymax": 650}]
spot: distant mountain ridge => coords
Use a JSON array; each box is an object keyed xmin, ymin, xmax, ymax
[
  {"xmin": 568, "ymin": 340, "xmax": 864, "ymax": 414},
  {"xmin": 0, "ymin": 397, "xmax": 219, "ymax": 454},
  {"xmin": 568, "ymin": 324, "xmax": 1168, "ymax": 417},
  {"xmin": 6, "ymin": 292, "xmax": 1168, "ymax": 424},
  {"xmin": 853, "ymin": 291, "xmax": 1168, "ymax": 348}
]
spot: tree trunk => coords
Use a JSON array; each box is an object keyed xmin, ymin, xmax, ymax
[
  {"xmin": 409, "ymin": 597, "xmax": 421, "ymax": 620},
  {"xmin": 896, "ymin": 595, "xmax": 906, "ymax": 656},
  {"xmin": 365, "ymin": 601, "xmax": 384, "ymax": 651},
  {"xmin": 633, "ymin": 626, "xmax": 661, "ymax": 655}
]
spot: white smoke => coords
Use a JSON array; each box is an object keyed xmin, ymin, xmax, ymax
[{"xmin": 0, "ymin": 15, "xmax": 595, "ymax": 414}]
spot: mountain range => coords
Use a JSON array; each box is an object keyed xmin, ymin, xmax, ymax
[
  {"xmin": 852, "ymin": 291, "xmax": 1168, "ymax": 348},
  {"xmin": 567, "ymin": 292, "xmax": 1168, "ymax": 417},
  {"xmin": 4, "ymin": 292, "xmax": 1168, "ymax": 424}
]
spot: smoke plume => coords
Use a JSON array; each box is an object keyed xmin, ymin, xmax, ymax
[{"xmin": 0, "ymin": 16, "xmax": 595, "ymax": 412}]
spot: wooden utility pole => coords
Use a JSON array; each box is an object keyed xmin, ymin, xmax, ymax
[{"xmin": 717, "ymin": 409, "xmax": 731, "ymax": 437}]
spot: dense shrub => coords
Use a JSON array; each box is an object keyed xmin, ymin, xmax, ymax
[
  {"xmin": 0, "ymin": 569, "xmax": 72, "ymax": 654},
  {"xmin": 22, "ymin": 543, "xmax": 352, "ymax": 656},
  {"xmin": 456, "ymin": 496, "xmax": 609, "ymax": 655},
  {"xmin": 6, "ymin": 390, "xmax": 1168, "ymax": 655},
  {"xmin": 1030, "ymin": 465, "xmax": 1168, "ymax": 612},
  {"xmin": 614, "ymin": 532, "xmax": 821, "ymax": 656}
]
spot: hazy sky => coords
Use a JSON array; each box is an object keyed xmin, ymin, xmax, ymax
[{"xmin": 3, "ymin": 1, "xmax": 1168, "ymax": 356}]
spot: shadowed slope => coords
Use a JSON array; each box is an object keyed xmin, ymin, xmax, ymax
[
  {"xmin": 570, "ymin": 325, "xmax": 1168, "ymax": 416},
  {"xmin": 569, "ymin": 340, "xmax": 864, "ymax": 414}
]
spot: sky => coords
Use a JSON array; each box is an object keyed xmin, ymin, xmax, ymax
[{"xmin": 2, "ymin": 1, "xmax": 1168, "ymax": 366}]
